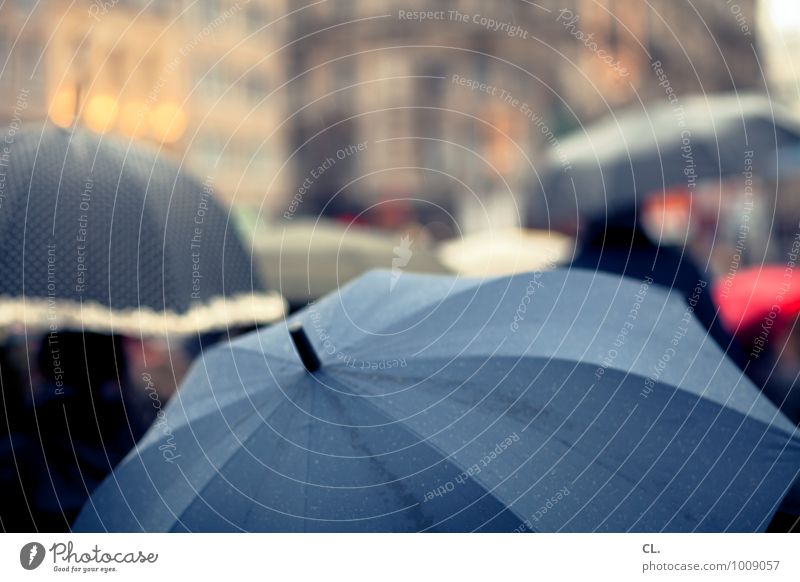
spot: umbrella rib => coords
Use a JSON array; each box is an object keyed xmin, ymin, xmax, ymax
[
  {"xmin": 349, "ymin": 355, "xmax": 796, "ymax": 532},
  {"xmin": 116, "ymin": 385, "xmax": 290, "ymax": 532},
  {"xmin": 320, "ymin": 373, "xmax": 531, "ymax": 530},
  {"xmin": 300, "ymin": 376, "xmax": 317, "ymax": 533},
  {"xmin": 167, "ymin": 398, "xmax": 291, "ymax": 532},
  {"xmin": 383, "ymin": 351, "xmax": 793, "ymax": 437}
]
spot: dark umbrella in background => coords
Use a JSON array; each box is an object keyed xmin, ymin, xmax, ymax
[
  {"xmin": 0, "ymin": 124, "xmax": 285, "ymax": 335},
  {"xmin": 75, "ymin": 269, "xmax": 799, "ymax": 532},
  {"xmin": 0, "ymin": 124, "xmax": 284, "ymax": 532},
  {"xmin": 527, "ymin": 93, "xmax": 800, "ymax": 229}
]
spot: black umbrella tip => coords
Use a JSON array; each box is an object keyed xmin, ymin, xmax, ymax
[{"xmin": 288, "ymin": 322, "xmax": 321, "ymax": 373}]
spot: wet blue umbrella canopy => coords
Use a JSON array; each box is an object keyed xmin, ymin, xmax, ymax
[
  {"xmin": 74, "ymin": 269, "xmax": 800, "ymax": 532},
  {"xmin": 0, "ymin": 124, "xmax": 284, "ymax": 335}
]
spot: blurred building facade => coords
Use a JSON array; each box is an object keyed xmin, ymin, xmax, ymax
[
  {"xmin": 1, "ymin": 0, "xmax": 762, "ymax": 229},
  {"xmin": 286, "ymin": 0, "xmax": 762, "ymax": 232},
  {"xmin": 178, "ymin": 0, "xmax": 290, "ymax": 210}
]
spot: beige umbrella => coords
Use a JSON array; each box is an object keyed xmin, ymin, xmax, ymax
[{"xmin": 251, "ymin": 219, "xmax": 449, "ymax": 307}]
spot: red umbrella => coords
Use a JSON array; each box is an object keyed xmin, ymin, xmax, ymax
[{"xmin": 713, "ymin": 265, "xmax": 800, "ymax": 338}]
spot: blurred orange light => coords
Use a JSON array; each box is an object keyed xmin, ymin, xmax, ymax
[
  {"xmin": 48, "ymin": 87, "xmax": 77, "ymax": 128},
  {"xmin": 84, "ymin": 94, "xmax": 119, "ymax": 133},
  {"xmin": 118, "ymin": 101, "xmax": 148, "ymax": 137},
  {"xmin": 149, "ymin": 103, "xmax": 187, "ymax": 143}
]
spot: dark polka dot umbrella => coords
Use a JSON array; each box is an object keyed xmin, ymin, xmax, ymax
[{"xmin": 0, "ymin": 124, "xmax": 284, "ymax": 335}]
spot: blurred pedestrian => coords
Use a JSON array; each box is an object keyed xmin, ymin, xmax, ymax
[
  {"xmin": 0, "ymin": 332, "xmax": 136, "ymax": 531},
  {"xmin": 571, "ymin": 209, "xmax": 743, "ymax": 365}
]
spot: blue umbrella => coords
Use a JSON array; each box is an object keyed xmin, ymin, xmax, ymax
[
  {"xmin": 73, "ymin": 269, "xmax": 800, "ymax": 532},
  {"xmin": 0, "ymin": 124, "xmax": 284, "ymax": 335}
]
